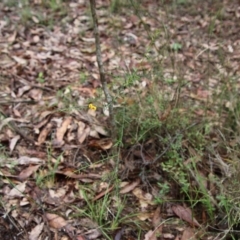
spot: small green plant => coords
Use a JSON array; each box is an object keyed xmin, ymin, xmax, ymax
[
  {"xmin": 36, "ymin": 150, "xmax": 62, "ymax": 188},
  {"xmin": 74, "ymin": 189, "xmax": 125, "ymax": 240},
  {"xmin": 155, "ymin": 182, "xmax": 170, "ymax": 204},
  {"xmin": 36, "ymin": 72, "xmax": 45, "ymax": 84},
  {"xmin": 176, "ymin": 0, "xmax": 189, "ymax": 5},
  {"xmin": 109, "ymin": 0, "xmax": 127, "ymax": 13},
  {"xmin": 79, "ymin": 72, "xmax": 88, "ymax": 84},
  {"xmin": 56, "ymin": 87, "xmax": 78, "ymax": 113},
  {"xmin": 41, "ymin": 0, "xmax": 63, "ymax": 11},
  {"xmin": 3, "ymin": 0, "xmax": 19, "ymax": 8},
  {"xmin": 19, "ymin": 6, "xmax": 33, "ymax": 25},
  {"xmin": 170, "ymin": 42, "xmax": 182, "ymax": 51}
]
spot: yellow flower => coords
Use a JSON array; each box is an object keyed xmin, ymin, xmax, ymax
[{"xmin": 88, "ymin": 103, "xmax": 97, "ymax": 111}]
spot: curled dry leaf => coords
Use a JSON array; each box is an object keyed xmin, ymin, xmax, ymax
[
  {"xmin": 34, "ymin": 117, "xmax": 51, "ymax": 134},
  {"xmin": 171, "ymin": 205, "xmax": 201, "ymax": 227},
  {"xmin": 18, "ymin": 165, "xmax": 40, "ymax": 181},
  {"xmin": 29, "ymin": 222, "xmax": 44, "ymax": 240},
  {"xmin": 0, "ymin": 117, "xmax": 14, "ymax": 131},
  {"xmin": 137, "ymin": 212, "xmax": 153, "ymax": 221},
  {"xmin": 93, "ymin": 185, "xmax": 114, "ymax": 201},
  {"xmin": 17, "ymin": 156, "xmax": 44, "ymax": 165},
  {"xmin": 120, "ymin": 178, "xmax": 140, "ymax": 194},
  {"xmin": 163, "ymin": 233, "xmax": 175, "ymax": 239},
  {"xmin": 144, "ymin": 230, "xmax": 157, "ymax": 240},
  {"xmin": 77, "ymin": 87, "xmax": 95, "ymax": 98},
  {"xmin": 77, "ymin": 122, "xmax": 90, "ymax": 143},
  {"xmin": 17, "ymin": 85, "xmax": 31, "ymax": 97},
  {"xmin": 37, "ymin": 122, "xmax": 53, "ymax": 145},
  {"xmin": 93, "ymin": 124, "xmax": 109, "ymax": 136},
  {"xmin": 0, "ymin": 53, "xmax": 15, "ymax": 68},
  {"xmin": 151, "ymin": 207, "xmax": 163, "ymax": 237},
  {"xmin": 9, "ymin": 135, "xmax": 21, "ymax": 153},
  {"xmin": 152, "ymin": 207, "xmax": 161, "ymax": 228},
  {"xmin": 7, "ymin": 181, "xmax": 26, "ymax": 198},
  {"xmin": 114, "ymin": 227, "xmax": 125, "ymax": 240},
  {"xmin": 57, "ymin": 169, "xmax": 101, "ymax": 180},
  {"xmin": 181, "ymin": 227, "xmax": 196, "ymax": 240},
  {"xmin": 12, "ymin": 55, "xmax": 28, "ymax": 65},
  {"xmin": 85, "ymin": 228, "xmax": 102, "ymax": 239},
  {"xmin": 49, "ymin": 187, "xmax": 67, "ymax": 199},
  {"xmin": 76, "ymin": 236, "xmax": 86, "ymax": 240},
  {"xmin": 89, "ymin": 129, "xmax": 100, "ymax": 138},
  {"xmin": 53, "ymin": 117, "xmax": 72, "ymax": 147},
  {"xmin": 46, "ymin": 213, "xmax": 68, "ymax": 229},
  {"xmin": 28, "ymin": 88, "xmax": 42, "ymax": 101},
  {"xmin": 88, "ymin": 109, "xmax": 97, "ymax": 117},
  {"xmin": 37, "ymin": 111, "xmax": 53, "ymax": 123},
  {"xmin": 88, "ymin": 138, "xmax": 113, "ymax": 150},
  {"xmin": 133, "ymin": 188, "xmax": 155, "ymax": 207}
]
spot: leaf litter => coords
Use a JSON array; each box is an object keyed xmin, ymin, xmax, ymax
[{"xmin": 0, "ymin": 0, "xmax": 240, "ymax": 239}]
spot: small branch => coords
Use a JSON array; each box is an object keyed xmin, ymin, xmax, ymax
[{"xmin": 89, "ymin": 0, "xmax": 115, "ymax": 136}]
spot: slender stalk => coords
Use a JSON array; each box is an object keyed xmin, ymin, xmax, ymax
[{"xmin": 89, "ymin": 0, "xmax": 115, "ymax": 136}]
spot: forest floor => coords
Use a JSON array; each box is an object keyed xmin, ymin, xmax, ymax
[{"xmin": 1, "ymin": 0, "xmax": 240, "ymax": 239}]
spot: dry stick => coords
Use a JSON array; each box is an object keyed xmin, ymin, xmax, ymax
[{"xmin": 89, "ymin": 0, "xmax": 115, "ymax": 136}]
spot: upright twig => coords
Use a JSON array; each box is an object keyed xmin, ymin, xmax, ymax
[{"xmin": 89, "ymin": 0, "xmax": 115, "ymax": 136}]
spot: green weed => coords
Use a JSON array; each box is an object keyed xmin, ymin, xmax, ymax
[
  {"xmin": 73, "ymin": 188, "xmax": 125, "ymax": 240},
  {"xmin": 36, "ymin": 72, "xmax": 45, "ymax": 84},
  {"xmin": 36, "ymin": 149, "xmax": 62, "ymax": 188},
  {"xmin": 41, "ymin": 0, "xmax": 63, "ymax": 11}
]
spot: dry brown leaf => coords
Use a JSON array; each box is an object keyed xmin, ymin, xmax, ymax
[
  {"xmin": 17, "ymin": 86, "xmax": 31, "ymax": 97},
  {"xmin": 88, "ymin": 138, "xmax": 113, "ymax": 150},
  {"xmin": 89, "ymin": 129, "xmax": 100, "ymax": 138},
  {"xmin": 29, "ymin": 222, "xmax": 44, "ymax": 240},
  {"xmin": 93, "ymin": 185, "xmax": 114, "ymax": 201},
  {"xmin": 8, "ymin": 31, "xmax": 17, "ymax": 42},
  {"xmin": 152, "ymin": 207, "xmax": 161, "ymax": 228},
  {"xmin": 37, "ymin": 111, "xmax": 53, "ymax": 122},
  {"xmin": 93, "ymin": 124, "xmax": 109, "ymax": 136},
  {"xmin": 53, "ymin": 117, "xmax": 72, "ymax": 147},
  {"xmin": 20, "ymin": 197, "xmax": 30, "ymax": 206},
  {"xmin": 181, "ymin": 227, "xmax": 196, "ymax": 240},
  {"xmin": 85, "ymin": 228, "xmax": 102, "ymax": 239},
  {"xmin": 34, "ymin": 118, "xmax": 51, "ymax": 134},
  {"xmin": 12, "ymin": 56, "xmax": 28, "ymax": 65},
  {"xmin": 151, "ymin": 207, "xmax": 163, "ymax": 238},
  {"xmin": 172, "ymin": 205, "xmax": 201, "ymax": 227},
  {"xmin": 57, "ymin": 169, "xmax": 101, "ymax": 180},
  {"xmin": 87, "ymin": 109, "xmax": 97, "ymax": 117},
  {"xmin": 17, "ymin": 156, "xmax": 44, "ymax": 165},
  {"xmin": 0, "ymin": 117, "xmax": 14, "ymax": 131},
  {"xmin": 163, "ymin": 233, "xmax": 175, "ymax": 238},
  {"xmin": 77, "ymin": 121, "xmax": 85, "ymax": 134},
  {"xmin": 49, "ymin": 187, "xmax": 67, "ymax": 199},
  {"xmin": 133, "ymin": 188, "xmax": 155, "ymax": 207},
  {"xmin": 74, "ymin": 87, "xmax": 95, "ymax": 97},
  {"xmin": 77, "ymin": 122, "xmax": 90, "ymax": 143},
  {"xmin": 46, "ymin": 213, "xmax": 68, "ymax": 229},
  {"xmin": 18, "ymin": 165, "xmax": 40, "ymax": 180},
  {"xmin": 28, "ymin": 88, "xmax": 42, "ymax": 101},
  {"xmin": 0, "ymin": 52, "xmax": 14, "ymax": 68},
  {"xmin": 76, "ymin": 236, "xmax": 86, "ymax": 240},
  {"xmin": 120, "ymin": 179, "xmax": 140, "ymax": 194},
  {"xmin": 114, "ymin": 228, "xmax": 125, "ymax": 240},
  {"xmin": 9, "ymin": 135, "xmax": 21, "ymax": 153},
  {"xmin": 144, "ymin": 230, "xmax": 157, "ymax": 240},
  {"xmin": 7, "ymin": 181, "xmax": 26, "ymax": 198},
  {"xmin": 12, "ymin": 108, "xmax": 22, "ymax": 118},
  {"xmin": 37, "ymin": 122, "xmax": 53, "ymax": 145},
  {"xmin": 137, "ymin": 212, "xmax": 153, "ymax": 221}
]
